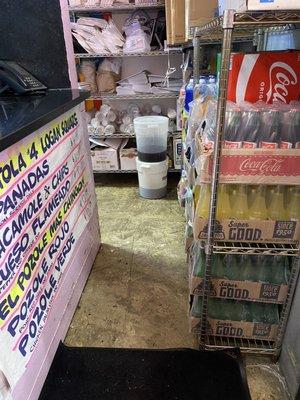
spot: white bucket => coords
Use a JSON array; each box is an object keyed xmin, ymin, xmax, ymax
[
  {"xmin": 137, "ymin": 159, "xmax": 168, "ymax": 199},
  {"xmin": 134, "ymin": 116, "xmax": 169, "ymax": 162}
]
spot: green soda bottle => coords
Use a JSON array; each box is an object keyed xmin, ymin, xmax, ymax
[
  {"xmin": 191, "ymin": 296, "xmax": 202, "ymax": 318},
  {"xmin": 224, "ymin": 254, "xmax": 241, "ymax": 281},
  {"xmin": 193, "ymin": 245, "xmax": 205, "ymax": 278},
  {"xmin": 212, "ymin": 254, "xmax": 226, "ymax": 278}
]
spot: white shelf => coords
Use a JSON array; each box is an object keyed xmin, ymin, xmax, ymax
[
  {"xmin": 69, "ymin": 1, "xmax": 165, "ymax": 12},
  {"xmin": 75, "ymin": 49, "xmax": 181, "ymax": 58}
]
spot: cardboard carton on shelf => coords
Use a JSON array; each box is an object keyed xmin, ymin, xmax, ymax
[
  {"xmin": 190, "ymin": 316, "xmax": 278, "ymax": 341},
  {"xmin": 120, "ymin": 148, "xmax": 137, "ymax": 171},
  {"xmin": 189, "ymin": 276, "xmax": 289, "ymax": 304},
  {"xmin": 187, "ymin": 0, "xmax": 218, "ymax": 29},
  {"xmin": 196, "ymin": 147, "xmax": 300, "ymax": 185},
  {"xmin": 219, "ymin": 0, "xmax": 300, "ymax": 14},
  {"xmin": 193, "ymin": 218, "xmax": 300, "ymax": 244},
  {"xmin": 166, "ymin": 0, "xmax": 188, "ymax": 44},
  {"xmin": 90, "ymin": 138, "xmax": 125, "ymax": 171}
]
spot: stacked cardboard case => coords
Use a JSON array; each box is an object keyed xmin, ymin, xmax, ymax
[{"xmin": 178, "ymin": 51, "xmax": 300, "ymax": 343}]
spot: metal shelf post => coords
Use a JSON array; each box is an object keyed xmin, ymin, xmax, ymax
[{"xmin": 199, "ymin": 9, "xmax": 235, "ymax": 349}]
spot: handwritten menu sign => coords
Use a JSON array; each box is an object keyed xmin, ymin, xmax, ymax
[{"xmin": 0, "ymin": 109, "xmax": 95, "ymax": 396}]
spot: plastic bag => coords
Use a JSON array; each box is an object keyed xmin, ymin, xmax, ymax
[
  {"xmin": 80, "ymin": 60, "xmax": 97, "ymax": 93},
  {"xmin": 96, "ymin": 58, "xmax": 121, "ymax": 93}
]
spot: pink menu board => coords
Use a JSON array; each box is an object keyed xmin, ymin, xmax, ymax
[{"xmin": 0, "ymin": 106, "xmax": 100, "ymax": 400}]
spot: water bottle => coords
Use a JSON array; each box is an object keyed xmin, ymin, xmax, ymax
[{"xmin": 184, "ymin": 78, "xmax": 194, "ymax": 112}]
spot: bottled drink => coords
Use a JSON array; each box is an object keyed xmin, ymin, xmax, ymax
[
  {"xmin": 230, "ymin": 185, "xmax": 249, "ymax": 219},
  {"xmin": 249, "ymin": 185, "xmax": 267, "ymax": 220},
  {"xmin": 224, "ymin": 254, "xmax": 242, "ymax": 281},
  {"xmin": 287, "ymin": 186, "xmax": 300, "ymax": 220},
  {"xmin": 272, "ymin": 256, "xmax": 290, "ymax": 285},
  {"xmin": 196, "ymin": 183, "xmax": 211, "ymax": 219},
  {"xmin": 280, "ymin": 108, "xmax": 300, "ymax": 149},
  {"xmin": 241, "ymin": 104, "xmax": 260, "ymax": 148},
  {"xmin": 259, "ymin": 106, "xmax": 280, "ymax": 149},
  {"xmin": 185, "ymin": 78, "xmax": 194, "ymax": 112},
  {"xmin": 241, "ymin": 255, "xmax": 258, "ymax": 282},
  {"xmin": 267, "ymin": 185, "xmax": 286, "ymax": 220},
  {"xmin": 212, "ymin": 254, "xmax": 227, "ymax": 278},
  {"xmin": 193, "ymin": 245, "xmax": 205, "ymax": 278},
  {"xmin": 224, "ymin": 104, "xmax": 242, "ymax": 147},
  {"xmin": 217, "ymin": 184, "xmax": 232, "ymax": 219}
]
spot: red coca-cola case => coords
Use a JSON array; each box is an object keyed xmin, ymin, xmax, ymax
[{"xmin": 228, "ymin": 51, "xmax": 300, "ymax": 104}]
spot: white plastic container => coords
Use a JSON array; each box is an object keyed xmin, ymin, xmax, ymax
[
  {"xmin": 137, "ymin": 159, "xmax": 168, "ymax": 199},
  {"xmin": 134, "ymin": 116, "xmax": 169, "ymax": 162}
]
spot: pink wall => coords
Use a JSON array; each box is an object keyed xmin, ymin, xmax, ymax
[{"xmin": 60, "ymin": 0, "xmax": 78, "ymax": 88}]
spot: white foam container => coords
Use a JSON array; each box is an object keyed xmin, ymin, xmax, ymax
[{"xmin": 136, "ymin": 159, "xmax": 168, "ymax": 199}]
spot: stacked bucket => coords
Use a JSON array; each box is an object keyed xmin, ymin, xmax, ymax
[{"xmin": 134, "ymin": 116, "xmax": 169, "ymax": 199}]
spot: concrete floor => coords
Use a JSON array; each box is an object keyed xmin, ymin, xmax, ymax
[{"xmin": 65, "ymin": 175, "xmax": 290, "ymax": 399}]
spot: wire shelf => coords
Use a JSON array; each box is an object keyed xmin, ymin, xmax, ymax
[
  {"xmin": 93, "ymin": 168, "xmax": 180, "ymax": 174},
  {"xmin": 90, "ymin": 92, "xmax": 178, "ymax": 100},
  {"xmin": 69, "ymin": 1, "xmax": 165, "ymax": 12},
  {"xmin": 212, "ymin": 241, "xmax": 300, "ymax": 256},
  {"xmin": 205, "ymin": 335, "xmax": 276, "ymax": 355},
  {"xmin": 75, "ymin": 49, "xmax": 181, "ymax": 58},
  {"xmin": 195, "ymin": 10, "xmax": 300, "ymax": 39},
  {"xmin": 89, "ymin": 131, "xmax": 180, "ymax": 139}
]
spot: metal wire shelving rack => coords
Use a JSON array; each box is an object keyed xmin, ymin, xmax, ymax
[
  {"xmin": 69, "ymin": 1, "xmax": 165, "ymax": 13},
  {"xmin": 192, "ymin": 9, "xmax": 300, "ymax": 357},
  {"xmin": 90, "ymin": 92, "xmax": 178, "ymax": 100},
  {"xmin": 70, "ymin": 1, "xmax": 182, "ymax": 173},
  {"xmin": 75, "ymin": 49, "xmax": 182, "ymax": 58}
]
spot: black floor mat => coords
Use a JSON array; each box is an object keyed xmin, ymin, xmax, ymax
[{"xmin": 39, "ymin": 343, "xmax": 251, "ymax": 400}]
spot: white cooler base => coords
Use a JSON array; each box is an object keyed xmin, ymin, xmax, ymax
[{"xmin": 137, "ymin": 159, "xmax": 168, "ymax": 199}]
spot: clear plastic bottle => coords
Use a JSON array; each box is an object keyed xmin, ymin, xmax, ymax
[
  {"xmin": 249, "ymin": 185, "xmax": 268, "ymax": 220},
  {"xmin": 230, "ymin": 185, "xmax": 249, "ymax": 219},
  {"xmin": 196, "ymin": 183, "xmax": 211, "ymax": 219},
  {"xmin": 267, "ymin": 185, "xmax": 286, "ymax": 220},
  {"xmin": 287, "ymin": 186, "xmax": 300, "ymax": 220},
  {"xmin": 184, "ymin": 78, "xmax": 194, "ymax": 112},
  {"xmin": 217, "ymin": 184, "xmax": 232, "ymax": 219}
]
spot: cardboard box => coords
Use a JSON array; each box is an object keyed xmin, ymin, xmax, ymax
[
  {"xmin": 166, "ymin": 0, "xmax": 188, "ymax": 44},
  {"xmin": 91, "ymin": 148, "xmax": 119, "ymax": 171},
  {"xmin": 90, "ymin": 138, "xmax": 124, "ymax": 171},
  {"xmin": 165, "ymin": 0, "xmax": 173, "ymax": 45},
  {"xmin": 173, "ymin": 136, "xmax": 183, "ymax": 169},
  {"xmin": 188, "ymin": 0, "xmax": 218, "ymax": 28},
  {"xmin": 196, "ymin": 148, "xmax": 300, "ymax": 185},
  {"xmin": 193, "ymin": 218, "xmax": 300, "ymax": 244},
  {"xmin": 190, "ymin": 276, "xmax": 289, "ymax": 304},
  {"xmin": 190, "ymin": 316, "xmax": 278, "ymax": 340},
  {"xmin": 120, "ymin": 148, "xmax": 137, "ymax": 170},
  {"xmin": 219, "ymin": 0, "xmax": 299, "ymax": 14},
  {"xmin": 247, "ymin": 0, "xmax": 300, "ymax": 10}
]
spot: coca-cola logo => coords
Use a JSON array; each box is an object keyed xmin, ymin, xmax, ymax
[
  {"xmin": 265, "ymin": 62, "xmax": 297, "ymax": 103},
  {"xmin": 240, "ymin": 158, "xmax": 284, "ymax": 174}
]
